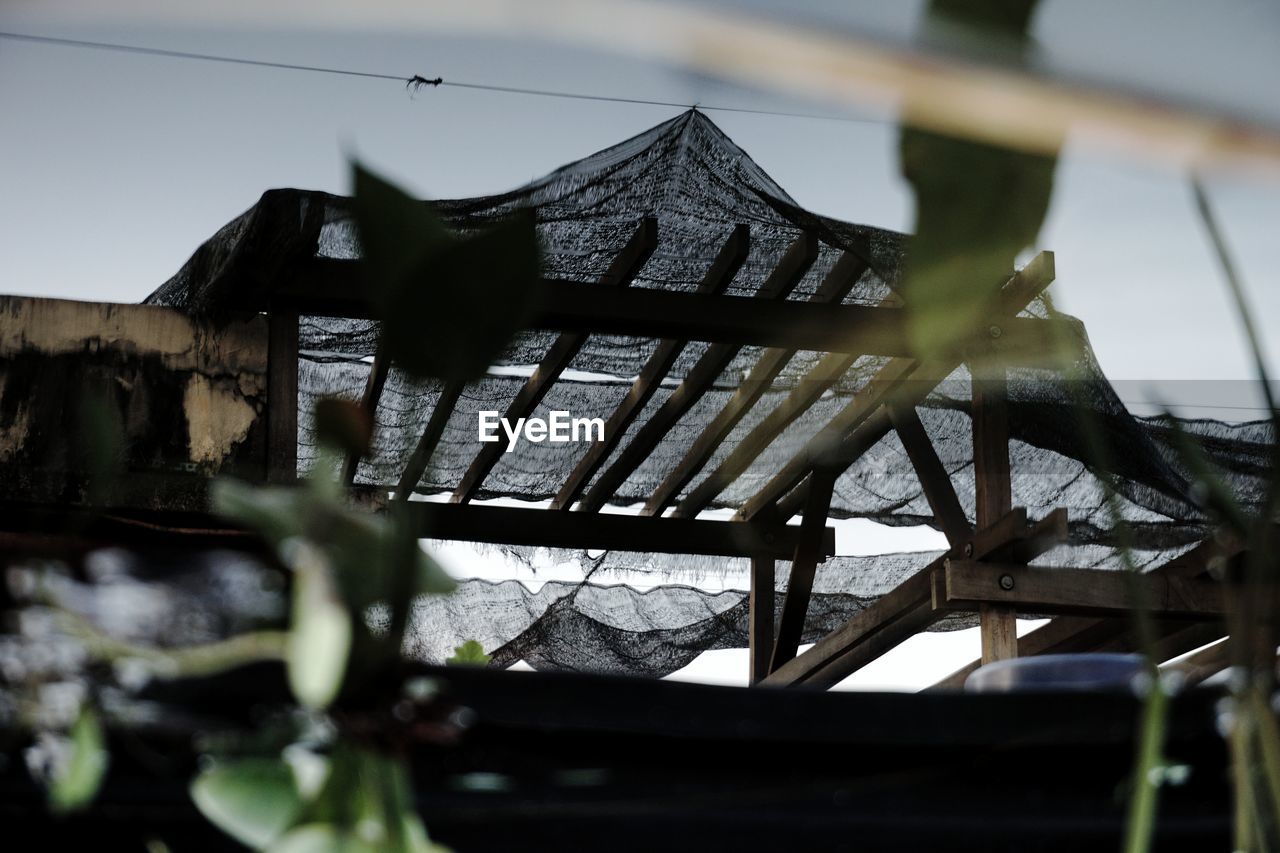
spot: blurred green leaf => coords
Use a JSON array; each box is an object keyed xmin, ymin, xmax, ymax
[
  {"xmin": 899, "ymin": 128, "xmax": 1057, "ymax": 359},
  {"xmin": 49, "ymin": 705, "xmax": 109, "ymax": 814},
  {"xmin": 269, "ymin": 824, "xmax": 376, "ymax": 853},
  {"xmin": 352, "ymin": 161, "xmax": 540, "ymax": 382},
  {"xmin": 447, "ymin": 640, "xmax": 490, "ymax": 666},
  {"xmin": 287, "ymin": 744, "xmax": 445, "ymax": 853},
  {"xmin": 190, "ymin": 757, "xmax": 304, "ymax": 849},
  {"xmin": 212, "ymin": 479, "xmax": 308, "ymax": 546},
  {"xmin": 899, "ymin": 0, "xmax": 1055, "ymax": 360},
  {"xmin": 286, "ymin": 543, "xmax": 353, "ymax": 710}
]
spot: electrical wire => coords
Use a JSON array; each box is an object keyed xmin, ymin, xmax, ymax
[{"xmin": 0, "ymin": 30, "xmax": 884, "ymax": 124}]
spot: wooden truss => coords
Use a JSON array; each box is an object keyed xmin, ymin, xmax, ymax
[{"xmin": 261, "ymin": 219, "xmax": 1229, "ymax": 687}]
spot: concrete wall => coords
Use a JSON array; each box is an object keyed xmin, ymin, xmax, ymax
[{"xmin": 0, "ymin": 295, "xmax": 269, "ymax": 509}]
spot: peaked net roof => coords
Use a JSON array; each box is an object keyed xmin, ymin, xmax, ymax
[{"xmin": 143, "ymin": 110, "xmax": 1272, "ymax": 677}]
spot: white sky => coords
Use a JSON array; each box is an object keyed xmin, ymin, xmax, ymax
[{"xmin": 2, "ymin": 3, "xmax": 1276, "ymax": 689}]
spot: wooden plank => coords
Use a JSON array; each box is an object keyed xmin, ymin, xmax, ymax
[
  {"xmin": 394, "ymin": 379, "xmax": 465, "ymax": 501},
  {"xmin": 642, "ymin": 246, "xmax": 855, "ymax": 517},
  {"xmin": 340, "ymin": 342, "xmax": 391, "ymax": 486},
  {"xmin": 406, "ymin": 501, "xmax": 834, "ymax": 560},
  {"xmin": 888, "ymin": 404, "xmax": 971, "ymax": 548},
  {"xmin": 761, "ymin": 566, "xmax": 940, "ymax": 688},
  {"xmin": 738, "ymin": 251, "xmax": 1055, "ymax": 524},
  {"xmin": 451, "ymin": 218, "xmax": 658, "ymax": 504},
  {"xmin": 551, "ymin": 225, "xmax": 750, "ymax": 510},
  {"xmin": 1162, "ymin": 639, "xmax": 1232, "ymax": 687},
  {"xmin": 942, "ymin": 560, "xmax": 1226, "ymax": 619},
  {"xmin": 574, "ymin": 233, "xmax": 822, "ymax": 514},
  {"xmin": 266, "ymin": 302, "xmax": 299, "ymax": 484},
  {"xmin": 768, "ymin": 468, "xmax": 837, "ymax": 672},
  {"xmin": 674, "ymin": 344, "xmax": 895, "ymax": 519},
  {"xmin": 749, "ymin": 556, "xmax": 776, "ymax": 685}
]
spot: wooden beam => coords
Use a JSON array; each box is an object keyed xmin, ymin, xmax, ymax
[
  {"xmin": 574, "ymin": 233, "xmax": 821, "ymax": 514},
  {"xmin": 769, "ymin": 468, "xmax": 837, "ymax": 672},
  {"xmin": 451, "ymin": 218, "xmax": 658, "ymax": 504},
  {"xmin": 1162, "ymin": 639, "xmax": 1232, "ymax": 687},
  {"xmin": 394, "ymin": 379, "xmax": 465, "ymax": 501},
  {"xmin": 405, "ymin": 501, "xmax": 833, "ymax": 560},
  {"xmin": 763, "ymin": 507, "xmax": 1065, "ymax": 688},
  {"xmin": 643, "ymin": 248, "xmax": 859, "ymax": 517},
  {"xmin": 340, "ymin": 342, "xmax": 391, "ymax": 486},
  {"xmin": 266, "ymin": 302, "xmax": 299, "ymax": 484},
  {"xmin": 942, "ymin": 560, "xmax": 1226, "ymax": 619},
  {"xmin": 551, "ymin": 225, "xmax": 750, "ymax": 510},
  {"xmin": 749, "ymin": 556, "xmax": 775, "ymax": 685},
  {"xmin": 279, "ymin": 258, "xmax": 1068, "ymax": 362},
  {"xmin": 929, "ymin": 532, "xmax": 1243, "ymax": 689},
  {"xmin": 762, "ymin": 565, "xmax": 939, "ymax": 689},
  {"xmin": 888, "ymin": 404, "xmax": 971, "ymax": 549},
  {"xmin": 738, "ymin": 251, "xmax": 1055, "ymax": 525}
]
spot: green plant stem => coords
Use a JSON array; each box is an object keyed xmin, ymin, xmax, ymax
[
  {"xmin": 56, "ymin": 610, "xmax": 287, "ymax": 678},
  {"xmin": 1123, "ymin": 680, "xmax": 1168, "ymax": 853}
]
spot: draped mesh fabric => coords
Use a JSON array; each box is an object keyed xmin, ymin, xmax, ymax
[{"xmin": 144, "ymin": 110, "xmax": 1272, "ymax": 676}]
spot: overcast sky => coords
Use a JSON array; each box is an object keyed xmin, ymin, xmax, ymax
[{"xmin": 2, "ymin": 3, "xmax": 1276, "ymax": 688}]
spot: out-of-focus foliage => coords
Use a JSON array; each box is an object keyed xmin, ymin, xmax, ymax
[
  {"xmin": 352, "ymin": 162, "xmax": 541, "ymax": 382},
  {"xmin": 47, "ymin": 705, "xmax": 109, "ymax": 814},
  {"xmin": 192, "ymin": 746, "xmax": 449, "ymax": 853},
  {"xmin": 212, "ymin": 473, "xmax": 455, "ymax": 708},
  {"xmin": 899, "ymin": 0, "xmax": 1057, "ymax": 360},
  {"xmin": 447, "ymin": 640, "xmax": 491, "ymax": 666},
  {"xmin": 190, "ymin": 758, "xmax": 305, "ymax": 848},
  {"xmin": 185, "ymin": 161, "xmax": 540, "ymax": 851}
]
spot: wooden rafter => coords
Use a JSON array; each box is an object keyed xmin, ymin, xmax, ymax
[
  {"xmin": 736, "ymin": 251, "xmax": 1055, "ymax": 524},
  {"xmin": 573, "ymin": 233, "xmax": 820, "ymax": 514},
  {"xmin": 394, "ymin": 379, "xmax": 466, "ymax": 501},
  {"xmin": 672, "ymin": 260, "xmax": 882, "ymax": 519},
  {"xmin": 340, "ymin": 342, "xmax": 392, "ymax": 486},
  {"xmin": 769, "ymin": 467, "xmax": 838, "ymax": 672},
  {"xmin": 887, "ymin": 404, "xmax": 971, "ymax": 549},
  {"xmin": 644, "ymin": 250, "xmax": 866, "ymax": 517},
  {"xmin": 551, "ymin": 225, "xmax": 750, "ymax": 510},
  {"xmin": 450, "ymin": 218, "xmax": 658, "ymax": 504}
]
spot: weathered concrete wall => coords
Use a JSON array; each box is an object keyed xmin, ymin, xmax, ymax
[{"xmin": 0, "ymin": 295, "xmax": 269, "ymax": 509}]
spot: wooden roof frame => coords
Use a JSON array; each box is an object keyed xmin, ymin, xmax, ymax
[{"xmin": 260, "ymin": 221, "xmax": 1230, "ymax": 688}]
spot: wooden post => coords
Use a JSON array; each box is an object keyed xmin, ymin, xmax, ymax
[
  {"xmin": 973, "ymin": 369, "xmax": 1017, "ymax": 663},
  {"xmin": 749, "ymin": 556, "xmax": 775, "ymax": 685},
  {"xmin": 266, "ymin": 302, "xmax": 299, "ymax": 484}
]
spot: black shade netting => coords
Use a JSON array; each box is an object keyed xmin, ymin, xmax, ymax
[{"xmin": 138, "ymin": 109, "xmax": 1273, "ymax": 677}]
